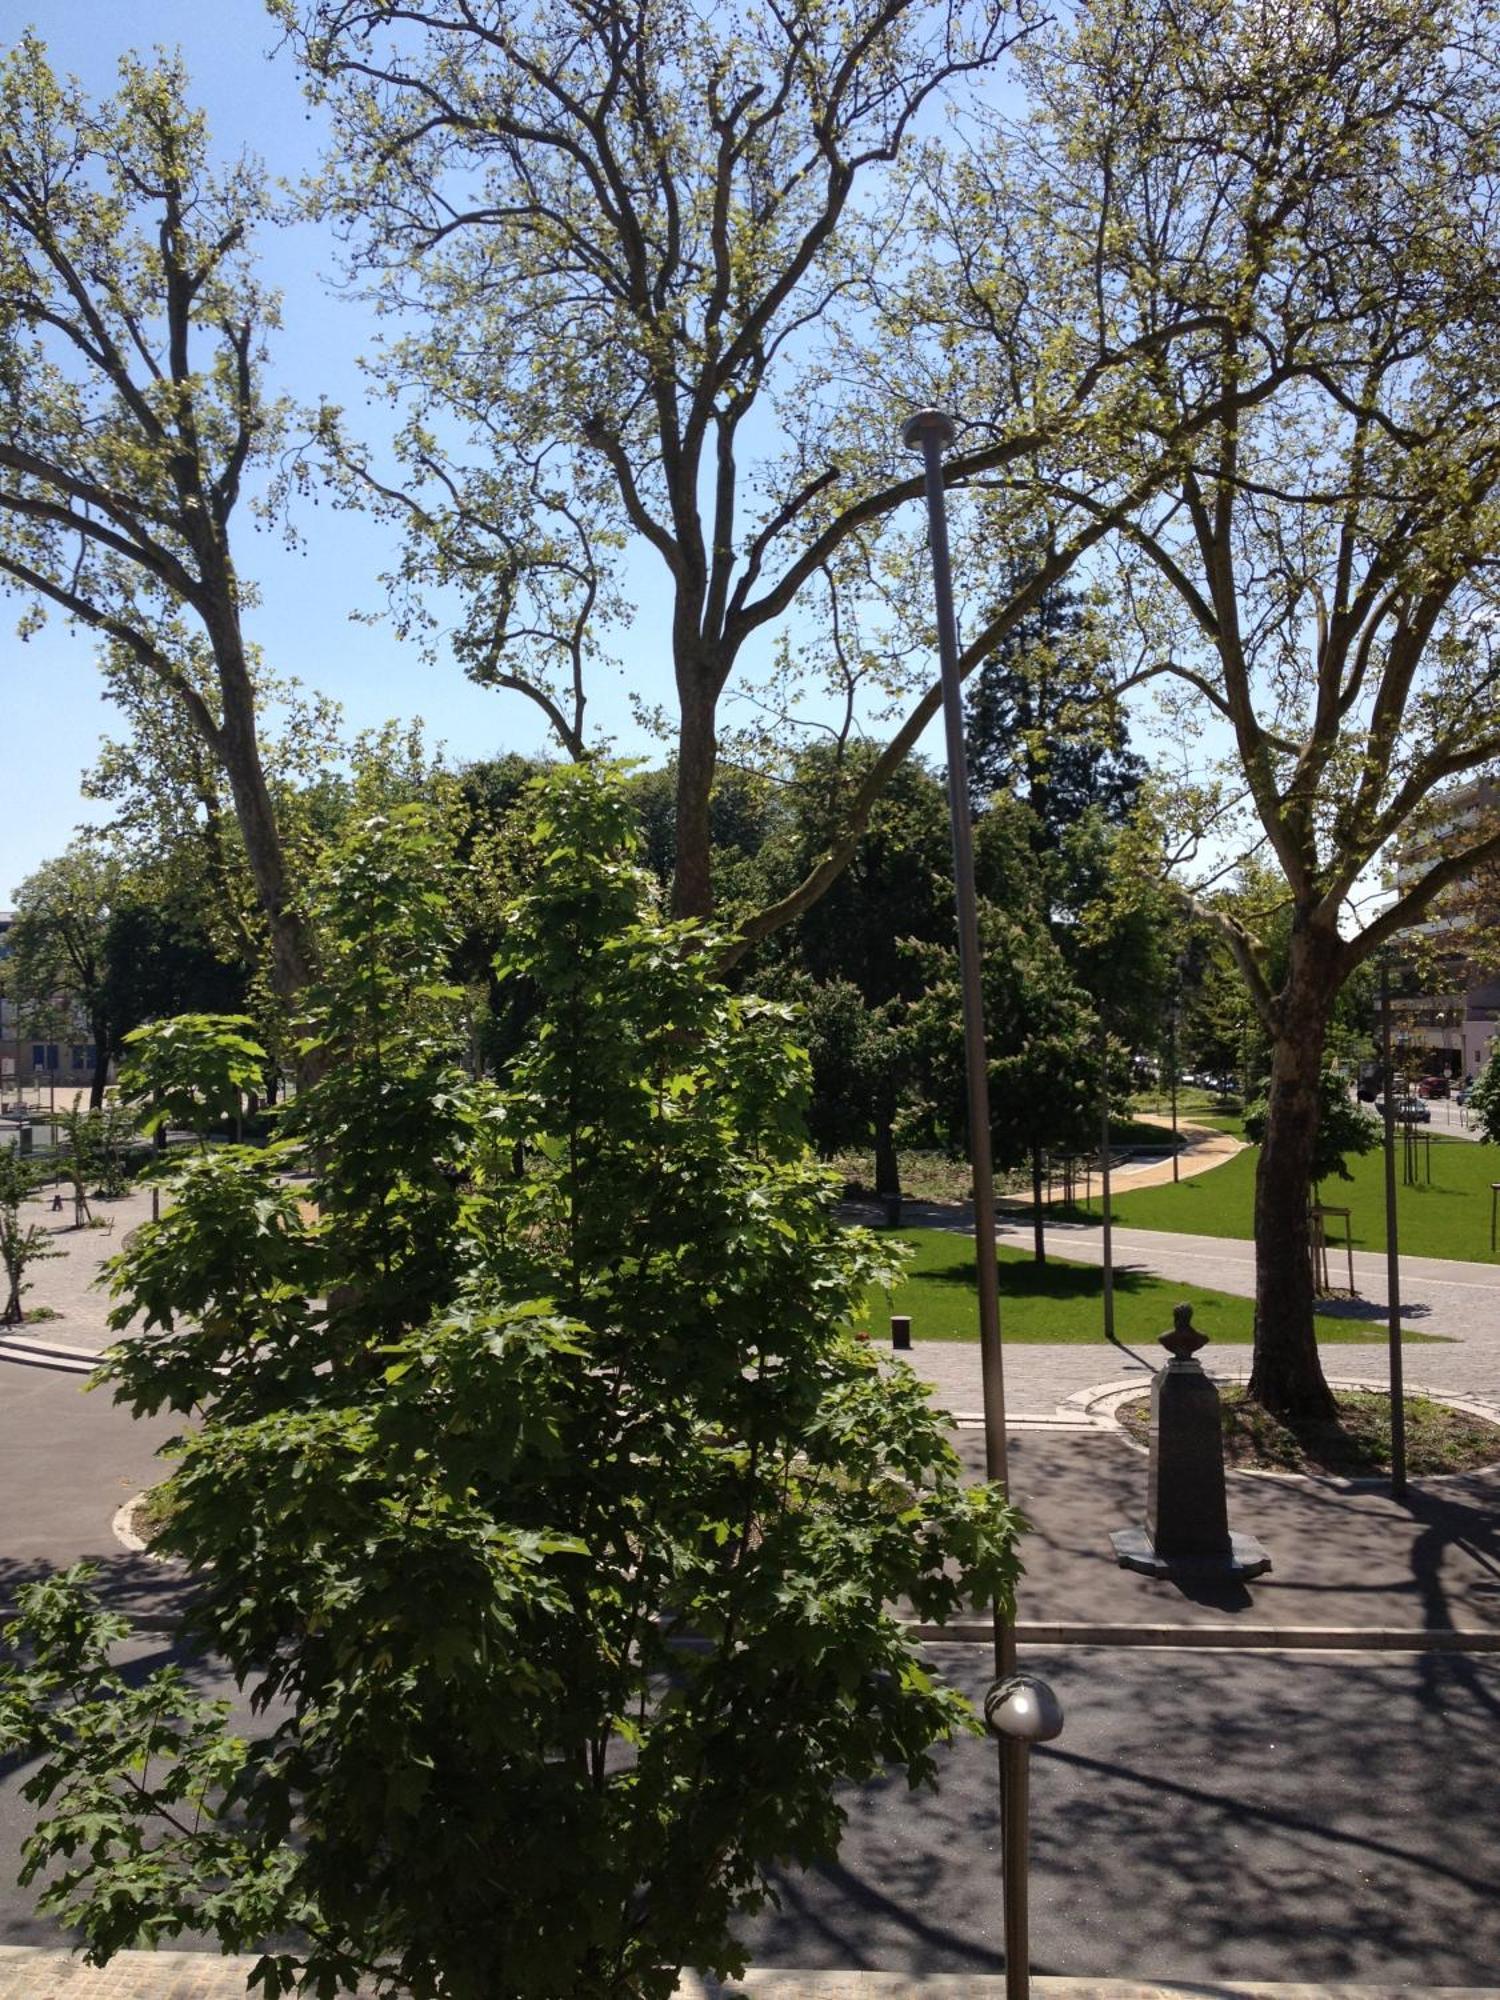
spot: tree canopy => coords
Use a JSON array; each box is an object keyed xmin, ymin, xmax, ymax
[{"xmin": 0, "ymin": 37, "xmax": 312, "ymax": 999}]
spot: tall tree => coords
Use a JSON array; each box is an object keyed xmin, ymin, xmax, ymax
[
  {"xmin": 0, "ymin": 772, "xmax": 1020, "ymax": 1995},
  {"xmin": 906, "ymin": 890, "xmax": 1107, "ymax": 1263},
  {"xmin": 755, "ymin": 747, "xmax": 959, "ymax": 1207},
  {"xmin": 930, "ymin": 0, "xmax": 1500, "ymax": 1417},
  {"xmin": 7, "ymin": 845, "xmax": 122, "ymax": 1110},
  {"xmin": 0, "ymin": 38, "xmax": 313, "ymax": 1003},
  {"xmin": 280, "ymin": 0, "xmax": 1238, "ymax": 937},
  {"xmin": 964, "ymin": 551, "xmax": 1145, "ymax": 839}
]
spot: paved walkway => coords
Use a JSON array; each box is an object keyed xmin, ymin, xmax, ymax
[
  {"xmin": 10, "ymin": 1177, "xmax": 1500, "ymax": 1418},
  {"xmin": 0, "ymin": 1954, "xmax": 1490, "ymax": 1999}
]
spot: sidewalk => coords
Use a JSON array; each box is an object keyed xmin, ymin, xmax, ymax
[
  {"xmin": 2, "ymin": 1954, "xmax": 1493, "ymax": 2000},
  {"xmin": 959, "ymin": 1424, "xmax": 1500, "ymax": 1646}
]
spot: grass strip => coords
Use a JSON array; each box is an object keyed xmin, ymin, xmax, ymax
[
  {"xmin": 860, "ymin": 1227, "xmax": 1426, "ymax": 1344},
  {"xmin": 1066, "ymin": 1134, "xmax": 1500, "ymax": 1264}
]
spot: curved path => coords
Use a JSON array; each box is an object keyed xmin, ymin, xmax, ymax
[
  {"xmin": 7, "ymin": 1170, "xmax": 1500, "ymax": 1414},
  {"xmin": 884, "ymin": 1201, "xmax": 1500, "ymax": 1416}
]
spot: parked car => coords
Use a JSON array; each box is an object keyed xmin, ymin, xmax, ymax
[
  {"xmin": 1416, "ymin": 1074, "xmax": 1450, "ymax": 1098},
  {"xmin": 1384, "ymin": 1096, "xmax": 1432, "ymax": 1128}
]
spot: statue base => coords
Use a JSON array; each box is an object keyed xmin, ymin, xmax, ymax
[{"xmin": 1111, "ymin": 1524, "xmax": 1272, "ymax": 1581}]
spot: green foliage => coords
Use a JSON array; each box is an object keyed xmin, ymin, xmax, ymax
[
  {"xmin": 0, "ymin": 1148, "xmax": 60, "ymax": 1326},
  {"xmin": 905, "ymin": 903, "xmax": 1114, "ymax": 1174},
  {"xmin": 53, "ymin": 1110, "xmax": 98, "ymax": 1230},
  {"xmin": 2, "ymin": 766, "xmax": 1021, "ymax": 1998},
  {"xmin": 117, "ymin": 1017, "xmax": 267, "ymax": 1144},
  {"xmin": 1468, "ymin": 1051, "xmax": 1500, "ymax": 1148},
  {"xmin": 964, "ymin": 548, "xmax": 1144, "ymax": 837},
  {"xmin": 7, "ymin": 843, "xmax": 121, "ymax": 1104},
  {"xmin": 753, "ymin": 751, "xmax": 958, "ymax": 1190},
  {"xmin": 1243, "ymin": 1070, "xmax": 1378, "ymax": 1187}
]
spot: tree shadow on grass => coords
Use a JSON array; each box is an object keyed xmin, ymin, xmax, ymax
[{"xmin": 916, "ymin": 1253, "xmax": 1155, "ymax": 1301}]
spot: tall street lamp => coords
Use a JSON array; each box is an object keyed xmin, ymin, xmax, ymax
[
  {"xmin": 905, "ymin": 411, "xmax": 1059, "ymax": 2000},
  {"xmin": 900, "ymin": 408, "xmax": 1012, "ymax": 1576},
  {"xmin": 1380, "ymin": 955, "xmax": 1407, "ymax": 1500}
]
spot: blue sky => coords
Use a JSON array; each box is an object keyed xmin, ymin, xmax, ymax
[{"xmin": 0, "ymin": 0, "xmax": 694, "ymax": 901}]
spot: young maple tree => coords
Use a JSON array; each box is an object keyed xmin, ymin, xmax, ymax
[{"xmin": 0, "ymin": 768, "xmax": 1020, "ymax": 1998}]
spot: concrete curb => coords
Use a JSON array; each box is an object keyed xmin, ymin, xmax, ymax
[
  {"xmin": 689, "ymin": 1979, "xmax": 1500, "ymax": 1999},
  {"xmin": 910, "ymin": 1622, "xmax": 1500, "ymax": 1653},
  {"xmin": 1, "ymin": 1955, "xmax": 1494, "ymax": 2000},
  {"xmin": 1059, "ymin": 1376, "xmax": 1500, "ymax": 1480},
  {"xmin": 690, "ymin": 1980, "xmax": 1500, "ymax": 1999}
]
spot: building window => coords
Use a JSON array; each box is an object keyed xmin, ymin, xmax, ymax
[
  {"xmin": 31, "ymin": 1045, "xmax": 44, "ymax": 1069},
  {"xmin": 71, "ymin": 1046, "xmax": 86, "ymax": 1070}
]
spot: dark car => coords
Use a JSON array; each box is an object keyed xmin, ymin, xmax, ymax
[
  {"xmin": 1374, "ymin": 1094, "xmax": 1431, "ymax": 1122},
  {"xmin": 1417, "ymin": 1074, "xmax": 1450, "ymax": 1098}
]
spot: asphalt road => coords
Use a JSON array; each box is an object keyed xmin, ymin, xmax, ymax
[
  {"xmin": 743, "ymin": 1643, "xmax": 1500, "ymax": 1988},
  {"xmin": 3, "ymin": 1639, "xmax": 1498, "ymax": 1987},
  {"xmin": 5, "ymin": 1289, "xmax": 1500, "ymax": 1987}
]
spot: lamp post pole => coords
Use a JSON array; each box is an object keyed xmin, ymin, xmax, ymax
[
  {"xmin": 901, "ymin": 408, "xmax": 1012, "ymax": 1574},
  {"xmin": 1099, "ymin": 1018, "xmax": 1115, "ymax": 1345},
  {"xmin": 903, "ymin": 410, "xmax": 1034, "ymax": 2000},
  {"xmin": 1169, "ymin": 1000, "xmax": 1180, "ymax": 1182},
  {"xmin": 1380, "ymin": 958, "xmax": 1407, "ymax": 1500}
]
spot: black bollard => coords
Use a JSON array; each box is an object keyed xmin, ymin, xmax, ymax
[
  {"xmin": 891, "ymin": 1314, "xmax": 912, "ymax": 1351},
  {"xmin": 1111, "ymin": 1304, "xmax": 1271, "ymax": 1580}
]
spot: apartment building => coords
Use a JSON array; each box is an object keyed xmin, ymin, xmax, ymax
[
  {"xmin": 0, "ymin": 910, "xmax": 109, "ymax": 1099},
  {"xmin": 1388, "ymin": 780, "xmax": 1500, "ymax": 1082}
]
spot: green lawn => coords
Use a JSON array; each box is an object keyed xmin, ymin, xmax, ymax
[
  {"xmin": 1067, "ymin": 1134, "xmax": 1500, "ymax": 1265},
  {"xmin": 861, "ymin": 1227, "xmax": 1415, "ymax": 1343},
  {"xmin": 1131, "ymin": 1089, "xmax": 1248, "ymax": 1139}
]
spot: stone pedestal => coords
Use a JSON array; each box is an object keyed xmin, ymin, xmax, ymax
[{"xmin": 1111, "ymin": 1304, "xmax": 1271, "ymax": 1581}]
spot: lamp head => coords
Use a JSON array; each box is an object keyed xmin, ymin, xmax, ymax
[
  {"xmin": 984, "ymin": 1671, "xmax": 1064, "ymax": 1744},
  {"xmin": 901, "ymin": 408, "xmax": 957, "ymax": 452}
]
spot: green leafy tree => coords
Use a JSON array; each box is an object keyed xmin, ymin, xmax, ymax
[
  {"xmin": 7, "ymin": 845, "xmax": 122, "ymax": 1111},
  {"xmin": 906, "ymin": 0, "xmax": 1500, "ymax": 1417},
  {"xmin": 99, "ymin": 904, "xmax": 249, "ymax": 1055},
  {"xmin": 1469, "ymin": 1051, "xmax": 1500, "ymax": 1147},
  {"xmin": 116, "ymin": 1016, "xmax": 267, "ymax": 1149},
  {"xmin": 0, "ymin": 768, "xmax": 1020, "ymax": 1997},
  {"xmin": 907, "ymin": 900, "xmax": 1108, "ymax": 1263},
  {"xmin": 280, "ymin": 0, "xmax": 1233, "ymax": 943},
  {"xmin": 965, "ymin": 550, "xmax": 1144, "ymax": 838},
  {"xmin": 1244, "ymin": 1071, "xmax": 1379, "ymax": 1193},
  {"xmin": 755, "ymin": 749, "xmax": 959, "ymax": 1208},
  {"xmin": 0, "ymin": 38, "xmax": 313, "ymax": 1003},
  {"xmin": 52, "ymin": 1111, "xmax": 93, "ymax": 1230},
  {"xmin": 0, "ymin": 1149, "xmax": 60, "ymax": 1326}
]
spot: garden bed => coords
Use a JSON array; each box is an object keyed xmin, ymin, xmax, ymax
[{"xmin": 1115, "ymin": 1385, "xmax": 1500, "ymax": 1477}]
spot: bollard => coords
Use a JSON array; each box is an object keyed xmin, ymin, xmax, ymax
[
  {"xmin": 985, "ymin": 1672, "xmax": 1064, "ymax": 2000},
  {"xmin": 891, "ymin": 1314, "xmax": 912, "ymax": 1350},
  {"xmin": 1110, "ymin": 1304, "xmax": 1271, "ymax": 1580}
]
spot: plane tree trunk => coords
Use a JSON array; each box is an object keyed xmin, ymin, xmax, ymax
[{"xmin": 1247, "ymin": 923, "xmax": 1343, "ymax": 1423}]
